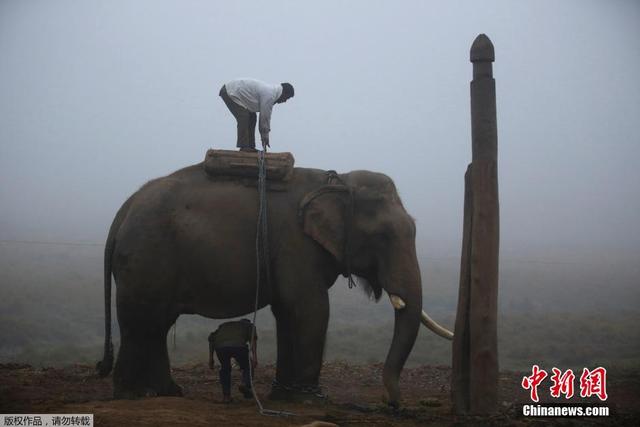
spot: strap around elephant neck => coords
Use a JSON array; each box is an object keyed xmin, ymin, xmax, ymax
[
  {"xmin": 344, "ymin": 188, "xmax": 356, "ymax": 289},
  {"xmin": 325, "ymin": 170, "xmax": 356, "ymax": 289}
]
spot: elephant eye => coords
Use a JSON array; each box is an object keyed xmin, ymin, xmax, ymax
[{"xmin": 371, "ymin": 229, "xmax": 392, "ymax": 244}]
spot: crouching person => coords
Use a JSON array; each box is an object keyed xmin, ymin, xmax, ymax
[{"xmin": 208, "ymin": 319, "xmax": 258, "ymax": 403}]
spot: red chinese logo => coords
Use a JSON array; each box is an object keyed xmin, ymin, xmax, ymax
[
  {"xmin": 522, "ymin": 365, "xmax": 608, "ymax": 402},
  {"xmin": 521, "ymin": 365, "xmax": 548, "ymax": 402},
  {"xmin": 579, "ymin": 367, "xmax": 608, "ymax": 401},
  {"xmin": 550, "ymin": 368, "xmax": 575, "ymax": 399}
]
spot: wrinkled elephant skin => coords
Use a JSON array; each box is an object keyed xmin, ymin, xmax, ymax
[{"xmin": 98, "ymin": 164, "xmax": 428, "ymax": 406}]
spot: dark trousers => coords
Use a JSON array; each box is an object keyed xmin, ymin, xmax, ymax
[
  {"xmin": 219, "ymin": 86, "xmax": 257, "ymax": 149},
  {"xmin": 215, "ymin": 345, "xmax": 251, "ymax": 396}
]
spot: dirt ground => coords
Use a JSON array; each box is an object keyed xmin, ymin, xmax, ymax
[{"xmin": 1, "ymin": 362, "xmax": 639, "ymax": 426}]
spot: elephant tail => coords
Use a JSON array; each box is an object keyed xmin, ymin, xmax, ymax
[
  {"xmin": 96, "ymin": 233, "xmax": 115, "ymax": 377},
  {"xmin": 96, "ymin": 195, "xmax": 135, "ymax": 377}
]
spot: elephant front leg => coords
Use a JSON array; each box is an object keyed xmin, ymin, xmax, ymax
[
  {"xmin": 295, "ymin": 295, "xmax": 329, "ymax": 388},
  {"xmin": 113, "ymin": 301, "xmax": 182, "ymax": 398},
  {"xmin": 270, "ymin": 291, "xmax": 329, "ymax": 401},
  {"xmin": 271, "ymin": 304, "xmax": 295, "ymax": 393}
]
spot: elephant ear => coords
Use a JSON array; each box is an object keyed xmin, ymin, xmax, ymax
[{"xmin": 299, "ymin": 185, "xmax": 351, "ymax": 262}]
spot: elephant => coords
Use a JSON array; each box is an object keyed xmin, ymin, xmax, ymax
[{"xmin": 96, "ymin": 156, "xmax": 452, "ymax": 407}]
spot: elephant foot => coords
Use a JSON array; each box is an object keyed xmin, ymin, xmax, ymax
[
  {"xmin": 113, "ymin": 376, "xmax": 183, "ymax": 399},
  {"xmin": 114, "ymin": 383, "xmax": 182, "ymax": 399},
  {"xmin": 112, "ymin": 329, "xmax": 183, "ymax": 400},
  {"xmin": 113, "ymin": 388, "xmax": 142, "ymax": 400},
  {"xmin": 160, "ymin": 380, "xmax": 183, "ymax": 397},
  {"xmin": 268, "ymin": 380, "xmax": 328, "ymax": 404},
  {"xmin": 267, "ymin": 381, "xmax": 291, "ymax": 401}
]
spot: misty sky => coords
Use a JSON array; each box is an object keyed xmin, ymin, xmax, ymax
[{"xmin": 1, "ymin": 0, "xmax": 639, "ymax": 264}]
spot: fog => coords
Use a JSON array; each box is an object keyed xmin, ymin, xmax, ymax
[{"xmin": 1, "ymin": 1, "xmax": 639, "ymax": 368}]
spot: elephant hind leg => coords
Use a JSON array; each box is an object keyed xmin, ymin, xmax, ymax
[{"xmin": 113, "ymin": 300, "xmax": 181, "ymax": 399}]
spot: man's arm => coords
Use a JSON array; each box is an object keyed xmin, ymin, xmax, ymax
[
  {"xmin": 251, "ymin": 339, "xmax": 258, "ymax": 369},
  {"xmin": 208, "ymin": 334, "xmax": 215, "ymax": 369},
  {"xmin": 251, "ymin": 327, "xmax": 258, "ymax": 369},
  {"xmin": 258, "ymin": 98, "xmax": 275, "ymax": 148}
]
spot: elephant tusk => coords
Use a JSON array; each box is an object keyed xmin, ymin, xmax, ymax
[
  {"xmin": 421, "ymin": 310, "xmax": 454, "ymax": 341},
  {"xmin": 388, "ymin": 294, "xmax": 406, "ymax": 310},
  {"xmin": 388, "ymin": 294, "xmax": 453, "ymax": 340}
]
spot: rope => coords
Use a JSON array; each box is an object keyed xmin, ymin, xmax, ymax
[
  {"xmin": 247, "ymin": 149, "xmax": 296, "ymax": 418},
  {"xmin": 323, "ymin": 170, "xmax": 356, "ymax": 289}
]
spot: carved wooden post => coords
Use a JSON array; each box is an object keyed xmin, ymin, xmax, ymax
[
  {"xmin": 452, "ymin": 34, "xmax": 500, "ymax": 415},
  {"xmin": 452, "ymin": 164, "xmax": 473, "ymax": 412}
]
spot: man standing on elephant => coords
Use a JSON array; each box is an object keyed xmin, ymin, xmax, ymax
[
  {"xmin": 219, "ymin": 78, "xmax": 294, "ymax": 152},
  {"xmin": 208, "ymin": 319, "xmax": 258, "ymax": 403}
]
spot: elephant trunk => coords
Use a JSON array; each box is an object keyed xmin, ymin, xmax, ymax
[{"xmin": 382, "ymin": 265, "xmax": 422, "ymax": 408}]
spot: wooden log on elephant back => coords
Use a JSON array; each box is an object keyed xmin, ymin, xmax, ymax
[
  {"xmin": 203, "ymin": 149, "xmax": 295, "ymax": 181},
  {"xmin": 451, "ymin": 163, "xmax": 473, "ymax": 414}
]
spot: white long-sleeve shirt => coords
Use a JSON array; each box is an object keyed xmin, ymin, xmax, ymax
[{"xmin": 224, "ymin": 79, "xmax": 283, "ymax": 139}]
